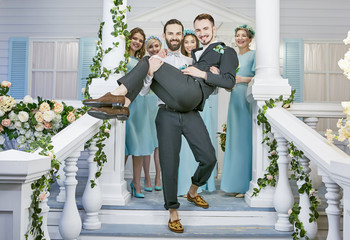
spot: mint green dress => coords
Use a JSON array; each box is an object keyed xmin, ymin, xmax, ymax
[
  {"xmin": 125, "ymin": 56, "xmax": 157, "ymax": 156},
  {"xmin": 220, "ymin": 50, "xmax": 255, "ymax": 193}
]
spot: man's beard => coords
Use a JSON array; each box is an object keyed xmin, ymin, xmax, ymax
[{"xmin": 166, "ymin": 38, "xmax": 181, "ymax": 51}]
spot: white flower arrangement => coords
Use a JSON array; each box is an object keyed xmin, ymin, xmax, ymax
[
  {"xmin": 327, "ymin": 31, "xmax": 350, "ymax": 147},
  {"xmin": 338, "ymin": 31, "xmax": 350, "ymax": 80},
  {"xmin": 0, "ymin": 81, "xmax": 79, "ymax": 150}
]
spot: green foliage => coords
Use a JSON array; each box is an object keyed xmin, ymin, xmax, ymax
[{"xmin": 252, "ymin": 90, "xmax": 319, "ymax": 239}]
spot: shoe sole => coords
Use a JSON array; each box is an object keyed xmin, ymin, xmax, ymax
[
  {"xmin": 88, "ymin": 110, "xmax": 128, "ymax": 121},
  {"xmin": 83, "ymin": 101, "xmax": 124, "ymax": 109}
]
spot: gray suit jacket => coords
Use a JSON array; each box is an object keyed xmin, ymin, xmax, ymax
[{"xmin": 191, "ymin": 42, "xmax": 238, "ymax": 111}]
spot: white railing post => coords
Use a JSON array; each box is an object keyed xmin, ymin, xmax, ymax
[
  {"xmin": 59, "ymin": 150, "xmax": 83, "ymax": 240},
  {"xmin": 56, "ymin": 160, "xmax": 66, "ymax": 202},
  {"xmin": 272, "ymin": 130, "xmax": 294, "ymax": 231},
  {"xmin": 297, "ymin": 156, "xmax": 318, "ymax": 239},
  {"xmin": 319, "ymin": 171, "xmax": 342, "ymax": 240},
  {"xmin": 82, "ymin": 139, "xmax": 102, "ymax": 229},
  {"xmin": 303, "ymin": 117, "xmax": 323, "ymax": 189},
  {"xmin": 39, "ymin": 191, "xmax": 51, "ymax": 240}
]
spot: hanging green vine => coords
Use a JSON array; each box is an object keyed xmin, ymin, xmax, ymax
[
  {"xmin": 252, "ymin": 89, "xmax": 319, "ymax": 240},
  {"xmin": 83, "ymin": 0, "xmax": 130, "ymax": 188}
]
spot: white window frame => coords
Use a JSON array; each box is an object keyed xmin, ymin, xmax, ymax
[{"xmin": 27, "ymin": 38, "xmax": 79, "ymax": 99}]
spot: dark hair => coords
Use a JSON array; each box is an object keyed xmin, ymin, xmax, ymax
[
  {"xmin": 181, "ymin": 34, "xmax": 199, "ymax": 57},
  {"xmin": 193, "ymin": 13, "xmax": 215, "ymax": 26},
  {"xmin": 163, "ymin": 19, "xmax": 184, "ymax": 34},
  {"xmin": 128, "ymin": 27, "xmax": 146, "ymax": 59}
]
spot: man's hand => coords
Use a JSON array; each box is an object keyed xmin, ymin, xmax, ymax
[
  {"xmin": 209, "ymin": 66, "xmax": 220, "ymax": 75},
  {"xmin": 157, "ymin": 49, "xmax": 167, "ymax": 58},
  {"xmin": 148, "ymin": 57, "xmax": 164, "ymax": 77},
  {"xmin": 181, "ymin": 66, "xmax": 207, "ymax": 80}
]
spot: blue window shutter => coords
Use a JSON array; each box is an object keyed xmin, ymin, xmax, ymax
[
  {"xmin": 77, "ymin": 38, "xmax": 97, "ymax": 100},
  {"xmin": 283, "ymin": 39, "xmax": 304, "ymax": 102},
  {"xmin": 8, "ymin": 37, "xmax": 29, "ymax": 99}
]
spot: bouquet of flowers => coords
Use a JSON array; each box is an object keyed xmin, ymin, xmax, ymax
[{"xmin": 0, "ymin": 81, "xmax": 79, "ymax": 150}]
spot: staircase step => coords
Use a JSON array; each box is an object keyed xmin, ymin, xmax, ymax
[{"xmin": 77, "ymin": 223, "xmax": 293, "ymax": 239}]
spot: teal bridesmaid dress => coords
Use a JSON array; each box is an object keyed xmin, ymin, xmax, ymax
[
  {"xmin": 220, "ymin": 50, "xmax": 255, "ymax": 193},
  {"xmin": 177, "ymin": 93, "xmax": 218, "ymax": 196},
  {"xmin": 125, "ymin": 56, "xmax": 157, "ymax": 156}
]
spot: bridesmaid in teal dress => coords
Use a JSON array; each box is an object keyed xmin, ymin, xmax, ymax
[
  {"xmin": 177, "ymin": 30, "xmax": 217, "ymax": 196},
  {"xmin": 125, "ymin": 28, "xmax": 157, "ymax": 198},
  {"xmin": 220, "ymin": 25, "xmax": 256, "ymax": 198},
  {"xmin": 142, "ymin": 36, "xmax": 163, "ymax": 192}
]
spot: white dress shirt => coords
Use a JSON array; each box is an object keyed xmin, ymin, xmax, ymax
[{"xmin": 140, "ymin": 51, "xmax": 193, "ymax": 106}]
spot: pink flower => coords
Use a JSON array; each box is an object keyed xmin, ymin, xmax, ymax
[
  {"xmin": 270, "ymin": 150, "xmax": 276, "ymax": 155},
  {"xmin": 39, "ymin": 193, "xmax": 46, "ymax": 201},
  {"xmin": 39, "ymin": 102, "xmax": 51, "ymax": 113},
  {"xmin": 53, "ymin": 102, "xmax": 63, "ymax": 114},
  {"xmin": 1, "ymin": 81, "xmax": 11, "ymax": 88},
  {"xmin": 1, "ymin": 119, "xmax": 11, "ymax": 127},
  {"xmin": 44, "ymin": 122, "xmax": 51, "ymax": 129},
  {"xmin": 47, "ymin": 152, "xmax": 54, "ymax": 160},
  {"xmin": 267, "ymin": 175, "xmax": 273, "ymax": 180},
  {"xmin": 35, "ymin": 112, "xmax": 44, "ymax": 123},
  {"xmin": 104, "ymin": 128, "xmax": 110, "ymax": 133},
  {"xmin": 288, "ymin": 209, "xmax": 293, "ymax": 215},
  {"xmin": 67, "ymin": 112, "xmax": 76, "ymax": 123}
]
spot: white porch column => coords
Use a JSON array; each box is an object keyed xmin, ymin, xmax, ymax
[
  {"xmin": 89, "ymin": 0, "xmax": 130, "ymax": 205},
  {"xmin": 0, "ymin": 150, "xmax": 50, "ymax": 240},
  {"xmin": 245, "ymin": 0, "xmax": 291, "ymax": 207}
]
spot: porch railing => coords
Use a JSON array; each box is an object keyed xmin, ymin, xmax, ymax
[{"xmin": 265, "ymin": 103, "xmax": 349, "ymax": 240}]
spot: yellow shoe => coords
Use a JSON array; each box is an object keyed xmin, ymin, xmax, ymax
[
  {"xmin": 168, "ymin": 219, "xmax": 184, "ymax": 233},
  {"xmin": 187, "ymin": 192, "xmax": 209, "ymax": 209}
]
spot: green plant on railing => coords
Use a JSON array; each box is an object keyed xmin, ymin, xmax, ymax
[
  {"xmin": 83, "ymin": 0, "xmax": 130, "ymax": 188},
  {"xmin": 252, "ymin": 89, "xmax": 320, "ymax": 240},
  {"xmin": 84, "ymin": 0, "xmax": 130, "ymax": 100}
]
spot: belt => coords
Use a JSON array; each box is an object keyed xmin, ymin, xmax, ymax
[{"xmin": 158, "ymin": 104, "xmax": 178, "ymax": 112}]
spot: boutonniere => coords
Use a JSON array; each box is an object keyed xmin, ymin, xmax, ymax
[
  {"xmin": 213, "ymin": 45, "xmax": 225, "ymax": 54},
  {"xmin": 179, "ymin": 64, "xmax": 188, "ymax": 70},
  {"xmin": 236, "ymin": 62, "xmax": 240, "ymax": 74}
]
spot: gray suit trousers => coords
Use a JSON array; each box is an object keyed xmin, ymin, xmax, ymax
[{"xmin": 156, "ymin": 107, "xmax": 217, "ymax": 210}]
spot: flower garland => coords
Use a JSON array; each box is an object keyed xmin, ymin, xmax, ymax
[{"xmin": 252, "ymin": 90, "xmax": 320, "ymax": 240}]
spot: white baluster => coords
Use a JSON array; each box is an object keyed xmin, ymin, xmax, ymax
[
  {"xmin": 303, "ymin": 117, "xmax": 322, "ymax": 190},
  {"xmin": 297, "ymin": 156, "xmax": 317, "ymax": 239},
  {"xmin": 59, "ymin": 150, "xmax": 82, "ymax": 240},
  {"xmin": 39, "ymin": 191, "xmax": 50, "ymax": 240},
  {"xmin": 82, "ymin": 139, "xmax": 102, "ymax": 229},
  {"xmin": 272, "ymin": 130, "xmax": 294, "ymax": 231},
  {"xmin": 321, "ymin": 175, "xmax": 342, "ymax": 240},
  {"xmin": 56, "ymin": 160, "xmax": 66, "ymax": 202}
]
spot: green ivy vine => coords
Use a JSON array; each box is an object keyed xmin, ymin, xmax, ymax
[
  {"xmin": 252, "ymin": 90, "xmax": 320, "ymax": 240},
  {"xmin": 83, "ymin": 0, "xmax": 130, "ymax": 188}
]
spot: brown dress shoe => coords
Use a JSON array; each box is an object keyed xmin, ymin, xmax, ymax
[
  {"xmin": 87, "ymin": 107, "xmax": 129, "ymax": 120},
  {"xmin": 187, "ymin": 192, "xmax": 209, "ymax": 209},
  {"xmin": 168, "ymin": 219, "xmax": 184, "ymax": 233},
  {"xmin": 83, "ymin": 92, "xmax": 125, "ymax": 108}
]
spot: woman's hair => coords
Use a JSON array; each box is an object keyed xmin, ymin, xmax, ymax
[
  {"xmin": 129, "ymin": 27, "xmax": 146, "ymax": 59},
  {"xmin": 181, "ymin": 30, "xmax": 199, "ymax": 57},
  {"xmin": 145, "ymin": 36, "xmax": 162, "ymax": 51},
  {"xmin": 234, "ymin": 24, "xmax": 255, "ymax": 39}
]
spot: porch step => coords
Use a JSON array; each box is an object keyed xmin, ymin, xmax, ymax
[{"xmin": 77, "ymin": 223, "xmax": 293, "ymax": 239}]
